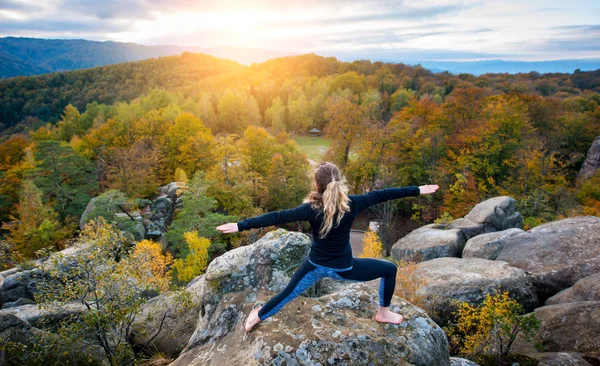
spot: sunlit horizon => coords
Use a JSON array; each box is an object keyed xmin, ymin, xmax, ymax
[{"xmin": 1, "ymin": 0, "xmax": 599, "ymax": 62}]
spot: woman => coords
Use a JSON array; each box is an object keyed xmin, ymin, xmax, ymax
[{"xmin": 216, "ymin": 162, "xmax": 439, "ymax": 333}]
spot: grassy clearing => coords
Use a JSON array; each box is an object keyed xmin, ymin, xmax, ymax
[
  {"xmin": 293, "ymin": 135, "xmax": 358, "ymax": 162},
  {"xmin": 293, "ymin": 135, "xmax": 330, "ymax": 161}
]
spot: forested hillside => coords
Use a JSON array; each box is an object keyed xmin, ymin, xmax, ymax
[
  {"xmin": 2, "ymin": 52, "xmax": 600, "ymax": 132},
  {"xmin": 1, "ymin": 53, "xmax": 599, "ymax": 270},
  {"xmin": 0, "ymin": 37, "xmax": 179, "ymax": 78}
]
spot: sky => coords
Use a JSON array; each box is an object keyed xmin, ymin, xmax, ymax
[{"xmin": 0, "ymin": 0, "xmax": 599, "ymax": 62}]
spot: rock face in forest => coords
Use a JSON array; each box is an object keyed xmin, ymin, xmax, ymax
[
  {"xmin": 578, "ymin": 135, "xmax": 600, "ymax": 182},
  {"xmin": 495, "ymin": 216, "xmax": 600, "ymax": 301},
  {"xmin": 79, "ymin": 181, "xmax": 186, "ymax": 241},
  {"xmin": 392, "ymin": 196, "xmax": 523, "ymax": 263},
  {"xmin": 172, "ymin": 229, "xmax": 451, "ymax": 366}
]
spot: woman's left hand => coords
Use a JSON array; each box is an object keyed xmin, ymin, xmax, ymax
[
  {"xmin": 419, "ymin": 184, "xmax": 439, "ymax": 194},
  {"xmin": 216, "ymin": 223, "xmax": 239, "ymax": 233}
]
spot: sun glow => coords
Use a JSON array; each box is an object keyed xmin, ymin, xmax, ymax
[{"xmin": 109, "ymin": 10, "xmax": 288, "ymax": 48}]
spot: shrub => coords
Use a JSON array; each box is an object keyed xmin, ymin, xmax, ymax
[
  {"xmin": 28, "ymin": 218, "xmax": 180, "ymax": 366},
  {"xmin": 359, "ymin": 230, "xmax": 383, "ymax": 258},
  {"xmin": 445, "ymin": 292, "xmax": 541, "ymax": 363}
]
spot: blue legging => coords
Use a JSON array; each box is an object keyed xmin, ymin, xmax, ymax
[{"xmin": 257, "ymin": 256, "xmax": 398, "ymax": 321}]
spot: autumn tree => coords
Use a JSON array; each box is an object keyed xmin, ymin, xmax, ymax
[
  {"xmin": 265, "ymin": 97, "xmax": 287, "ymax": 134},
  {"xmin": 56, "ymin": 104, "xmax": 84, "ymax": 142},
  {"xmin": 324, "ymin": 94, "xmax": 366, "ymax": 168},
  {"xmin": 28, "ymin": 140, "xmax": 98, "ymax": 221},
  {"xmin": 287, "ymin": 94, "xmax": 313, "ymax": 132},
  {"xmin": 1, "ymin": 180, "xmax": 70, "ymax": 258},
  {"xmin": 263, "ymin": 142, "xmax": 310, "ymax": 211},
  {"xmin": 205, "ymin": 135, "xmax": 256, "ymax": 217},
  {"xmin": 216, "ymin": 91, "xmax": 261, "ymax": 134},
  {"xmin": 0, "ymin": 135, "xmax": 33, "ymax": 222},
  {"xmin": 106, "ymin": 138, "xmax": 165, "ymax": 198}
]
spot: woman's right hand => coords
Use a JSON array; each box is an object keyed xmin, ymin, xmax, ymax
[
  {"xmin": 216, "ymin": 223, "xmax": 239, "ymax": 234},
  {"xmin": 419, "ymin": 184, "xmax": 439, "ymax": 194}
]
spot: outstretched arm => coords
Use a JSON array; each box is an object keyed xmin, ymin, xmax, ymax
[
  {"xmin": 216, "ymin": 202, "xmax": 312, "ymax": 234},
  {"xmin": 352, "ymin": 184, "xmax": 439, "ymax": 213}
]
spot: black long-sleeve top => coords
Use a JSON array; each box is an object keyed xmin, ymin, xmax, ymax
[{"xmin": 236, "ymin": 186, "xmax": 421, "ymax": 268}]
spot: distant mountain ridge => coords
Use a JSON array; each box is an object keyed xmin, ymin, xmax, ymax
[
  {"xmin": 2, "ymin": 37, "xmax": 600, "ymax": 79},
  {"xmin": 0, "ymin": 37, "xmax": 296, "ymax": 78},
  {"xmin": 414, "ymin": 59, "xmax": 600, "ymax": 76}
]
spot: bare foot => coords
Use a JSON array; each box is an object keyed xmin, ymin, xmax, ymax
[
  {"xmin": 375, "ymin": 306, "xmax": 404, "ymax": 324},
  {"xmin": 245, "ymin": 306, "xmax": 262, "ymax": 333}
]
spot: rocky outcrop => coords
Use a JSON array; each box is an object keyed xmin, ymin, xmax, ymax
[
  {"xmin": 0, "ymin": 268, "xmax": 44, "ymax": 308},
  {"xmin": 463, "ymin": 196, "xmax": 523, "ymax": 232},
  {"xmin": 172, "ymin": 229, "xmax": 451, "ymax": 366},
  {"xmin": 391, "ymin": 225, "xmax": 466, "ymax": 263},
  {"xmin": 0, "ymin": 311, "xmax": 105, "ymax": 365},
  {"xmin": 131, "ymin": 274, "xmax": 205, "ymax": 357},
  {"xmin": 577, "ymin": 136, "xmax": 600, "ymax": 182},
  {"xmin": 413, "ymin": 258, "xmax": 538, "ymax": 323},
  {"xmin": 174, "ymin": 283, "xmax": 450, "ymax": 366},
  {"xmin": 80, "ymin": 182, "xmax": 186, "ymax": 242},
  {"xmin": 462, "ymin": 228, "xmax": 524, "ymax": 260},
  {"xmin": 392, "ymin": 196, "xmax": 522, "ymax": 263},
  {"xmin": 495, "ymin": 216, "xmax": 600, "ymax": 301},
  {"xmin": 545, "ymin": 273, "xmax": 600, "ymax": 305},
  {"xmin": 534, "ymin": 301, "xmax": 600, "ymax": 361}
]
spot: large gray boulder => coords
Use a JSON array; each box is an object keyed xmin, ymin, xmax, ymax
[
  {"xmin": 131, "ymin": 274, "xmax": 205, "ymax": 357},
  {"xmin": 173, "ymin": 283, "xmax": 450, "ymax": 366},
  {"xmin": 413, "ymin": 257, "xmax": 538, "ymax": 323},
  {"xmin": 173, "ymin": 229, "xmax": 451, "ymax": 366},
  {"xmin": 2, "ymin": 303, "xmax": 87, "ymax": 329},
  {"xmin": 187, "ymin": 229, "xmax": 313, "ymax": 349},
  {"xmin": 391, "ymin": 196, "xmax": 523, "ymax": 264},
  {"xmin": 534, "ymin": 301, "xmax": 600, "ymax": 361},
  {"xmin": 545, "ymin": 273, "xmax": 600, "ymax": 305},
  {"xmin": 463, "ymin": 196, "xmax": 523, "ymax": 232},
  {"xmin": 578, "ymin": 136, "xmax": 600, "ymax": 182},
  {"xmin": 462, "ymin": 228, "xmax": 524, "ymax": 260},
  {"xmin": 0, "ymin": 268, "xmax": 44, "ymax": 308},
  {"xmin": 392, "ymin": 225, "xmax": 465, "ymax": 263},
  {"xmin": 495, "ymin": 216, "xmax": 600, "ymax": 301}
]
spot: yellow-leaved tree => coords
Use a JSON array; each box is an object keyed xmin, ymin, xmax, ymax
[
  {"xmin": 131, "ymin": 240, "xmax": 173, "ymax": 292},
  {"xmin": 173, "ymin": 167, "xmax": 189, "ymax": 183},
  {"xmin": 359, "ymin": 230, "xmax": 383, "ymax": 258},
  {"xmin": 172, "ymin": 231, "xmax": 211, "ymax": 282}
]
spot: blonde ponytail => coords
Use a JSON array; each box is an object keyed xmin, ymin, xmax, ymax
[{"xmin": 303, "ymin": 162, "xmax": 350, "ymax": 239}]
